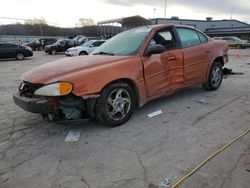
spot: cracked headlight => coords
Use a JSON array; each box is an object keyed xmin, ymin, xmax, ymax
[{"xmin": 34, "ymin": 82, "xmax": 73, "ymax": 96}]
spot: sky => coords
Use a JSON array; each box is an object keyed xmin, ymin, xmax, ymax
[{"xmin": 0, "ymin": 0, "xmax": 250, "ymax": 27}]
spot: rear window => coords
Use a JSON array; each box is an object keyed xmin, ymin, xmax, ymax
[
  {"xmin": 176, "ymin": 28, "xmax": 201, "ymax": 48},
  {"xmin": 2, "ymin": 44, "xmax": 17, "ymax": 48}
]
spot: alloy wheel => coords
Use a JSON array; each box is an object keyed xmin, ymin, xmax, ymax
[
  {"xmin": 211, "ymin": 66, "xmax": 222, "ymax": 87},
  {"xmin": 106, "ymin": 88, "xmax": 131, "ymax": 121}
]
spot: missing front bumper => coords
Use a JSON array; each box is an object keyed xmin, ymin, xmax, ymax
[{"xmin": 12, "ymin": 93, "xmax": 53, "ymax": 114}]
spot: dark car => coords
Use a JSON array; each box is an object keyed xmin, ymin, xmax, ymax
[
  {"xmin": 0, "ymin": 43, "xmax": 33, "ymax": 60},
  {"xmin": 44, "ymin": 39, "xmax": 75, "ymax": 55},
  {"xmin": 26, "ymin": 38, "xmax": 57, "ymax": 51}
]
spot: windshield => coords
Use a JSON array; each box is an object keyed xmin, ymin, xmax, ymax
[
  {"xmin": 232, "ymin": 37, "xmax": 242, "ymax": 42},
  {"xmin": 29, "ymin": 39, "xmax": 39, "ymax": 44},
  {"xmin": 82, "ymin": 40, "xmax": 94, "ymax": 47},
  {"xmin": 93, "ymin": 27, "xmax": 151, "ymax": 56},
  {"xmin": 54, "ymin": 39, "xmax": 64, "ymax": 44}
]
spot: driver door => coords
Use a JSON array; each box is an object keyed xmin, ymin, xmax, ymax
[
  {"xmin": 142, "ymin": 29, "xmax": 184, "ymax": 97},
  {"xmin": 59, "ymin": 40, "xmax": 66, "ymax": 51}
]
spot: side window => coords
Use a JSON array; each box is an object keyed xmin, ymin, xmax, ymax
[
  {"xmin": 150, "ymin": 30, "xmax": 175, "ymax": 50},
  {"xmin": 4, "ymin": 44, "xmax": 16, "ymax": 48},
  {"xmin": 41, "ymin": 39, "xmax": 45, "ymax": 45},
  {"xmin": 68, "ymin": 40, "xmax": 74, "ymax": 46},
  {"xmin": 48, "ymin": 39, "xmax": 54, "ymax": 43},
  {"xmin": 176, "ymin": 28, "xmax": 201, "ymax": 48},
  {"xmin": 100, "ymin": 41, "xmax": 105, "ymax": 45},
  {"xmin": 197, "ymin": 32, "xmax": 207, "ymax": 44},
  {"xmin": 92, "ymin": 41, "xmax": 105, "ymax": 47},
  {"xmin": 60, "ymin": 41, "xmax": 66, "ymax": 45}
]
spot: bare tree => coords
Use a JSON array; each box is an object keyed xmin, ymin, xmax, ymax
[
  {"xmin": 79, "ymin": 18, "xmax": 94, "ymax": 27},
  {"xmin": 25, "ymin": 17, "xmax": 47, "ymax": 25}
]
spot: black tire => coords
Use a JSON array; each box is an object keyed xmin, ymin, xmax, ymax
[
  {"xmin": 50, "ymin": 49, "xmax": 57, "ymax": 55},
  {"xmin": 16, "ymin": 52, "xmax": 25, "ymax": 60},
  {"xmin": 95, "ymin": 82, "xmax": 136, "ymax": 127},
  {"xmin": 202, "ymin": 61, "xmax": 223, "ymax": 91},
  {"xmin": 79, "ymin": 51, "xmax": 88, "ymax": 56}
]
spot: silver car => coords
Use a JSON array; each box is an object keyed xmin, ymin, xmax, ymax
[{"xmin": 65, "ymin": 40, "xmax": 106, "ymax": 56}]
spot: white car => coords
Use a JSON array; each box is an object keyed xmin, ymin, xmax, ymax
[{"xmin": 65, "ymin": 40, "xmax": 106, "ymax": 56}]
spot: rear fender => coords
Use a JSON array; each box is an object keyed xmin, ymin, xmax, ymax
[{"xmin": 205, "ymin": 41, "xmax": 228, "ymax": 80}]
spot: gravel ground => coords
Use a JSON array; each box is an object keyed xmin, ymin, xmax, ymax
[{"xmin": 0, "ymin": 50, "xmax": 249, "ymax": 188}]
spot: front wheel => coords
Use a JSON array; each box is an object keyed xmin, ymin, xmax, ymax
[
  {"xmin": 95, "ymin": 82, "xmax": 136, "ymax": 127},
  {"xmin": 50, "ymin": 49, "xmax": 57, "ymax": 55},
  {"xmin": 16, "ymin": 52, "xmax": 25, "ymax": 60},
  {"xmin": 202, "ymin": 61, "xmax": 223, "ymax": 91}
]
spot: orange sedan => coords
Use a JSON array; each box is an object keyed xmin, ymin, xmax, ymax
[{"xmin": 13, "ymin": 24, "xmax": 229, "ymax": 126}]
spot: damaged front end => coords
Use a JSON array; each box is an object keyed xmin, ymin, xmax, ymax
[{"xmin": 13, "ymin": 81, "xmax": 97, "ymax": 122}]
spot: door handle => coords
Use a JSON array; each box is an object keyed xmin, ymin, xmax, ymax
[{"xmin": 168, "ymin": 56, "xmax": 176, "ymax": 61}]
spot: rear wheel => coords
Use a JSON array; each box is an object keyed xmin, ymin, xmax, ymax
[
  {"xmin": 95, "ymin": 82, "xmax": 136, "ymax": 127},
  {"xmin": 202, "ymin": 61, "xmax": 223, "ymax": 91},
  {"xmin": 16, "ymin": 52, "xmax": 24, "ymax": 60}
]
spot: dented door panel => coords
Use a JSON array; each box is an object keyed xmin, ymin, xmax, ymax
[{"xmin": 142, "ymin": 49, "xmax": 184, "ymax": 97}]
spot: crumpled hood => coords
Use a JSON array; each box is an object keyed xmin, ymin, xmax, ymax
[{"xmin": 21, "ymin": 55, "xmax": 129, "ymax": 84}]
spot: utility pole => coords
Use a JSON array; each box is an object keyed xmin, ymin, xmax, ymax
[
  {"xmin": 39, "ymin": 24, "xmax": 43, "ymax": 36},
  {"xmin": 75, "ymin": 23, "xmax": 78, "ymax": 36},
  {"xmin": 40, "ymin": 17, "xmax": 43, "ymax": 37},
  {"xmin": 230, "ymin": 8, "xmax": 234, "ymax": 20},
  {"xmin": 164, "ymin": 0, "xmax": 168, "ymax": 18}
]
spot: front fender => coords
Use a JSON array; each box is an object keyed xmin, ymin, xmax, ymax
[{"xmin": 54, "ymin": 55, "xmax": 147, "ymax": 106}]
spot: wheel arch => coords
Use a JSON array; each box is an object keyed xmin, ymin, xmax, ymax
[
  {"xmin": 213, "ymin": 56, "xmax": 224, "ymax": 66},
  {"xmin": 79, "ymin": 51, "xmax": 88, "ymax": 55},
  {"xmin": 16, "ymin": 51, "xmax": 25, "ymax": 59},
  {"xmin": 16, "ymin": 50, "xmax": 22, "ymax": 55},
  {"xmin": 101, "ymin": 78, "xmax": 140, "ymax": 108},
  {"xmin": 206, "ymin": 56, "xmax": 224, "ymax": 80}
]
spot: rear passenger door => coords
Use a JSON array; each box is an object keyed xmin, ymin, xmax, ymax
[
  {"xmin": 58, "ymin": 40, "xmax": 66, "ymax": 51},
  {"xmin": 176, "ymin": 28, "xmax": 212, "ymax": 85}
]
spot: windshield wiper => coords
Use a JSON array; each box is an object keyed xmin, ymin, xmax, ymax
[{"xmin": 93, "ymin": 51, "xmax": 114, "ymax": 56}]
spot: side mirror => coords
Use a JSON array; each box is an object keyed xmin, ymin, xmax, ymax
[{"xmin": 145, "ymin": 44, "xmax": 166, "ymax": 56}]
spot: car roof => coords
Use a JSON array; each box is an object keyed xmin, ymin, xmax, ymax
[
  {"xmin": 87, "ymin": 37, "xmax": 100, "ymax": 39},
  {"xmin": 132, "ymin": 24, "xmax": 199, "ymax": 33},
  {"xmin": 0, "ymin": 42, "xmax": 17, "ymax": 45},
  {"xmin": 92, "ymin": 39, "xmax": 106, "ymax": 42}
]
